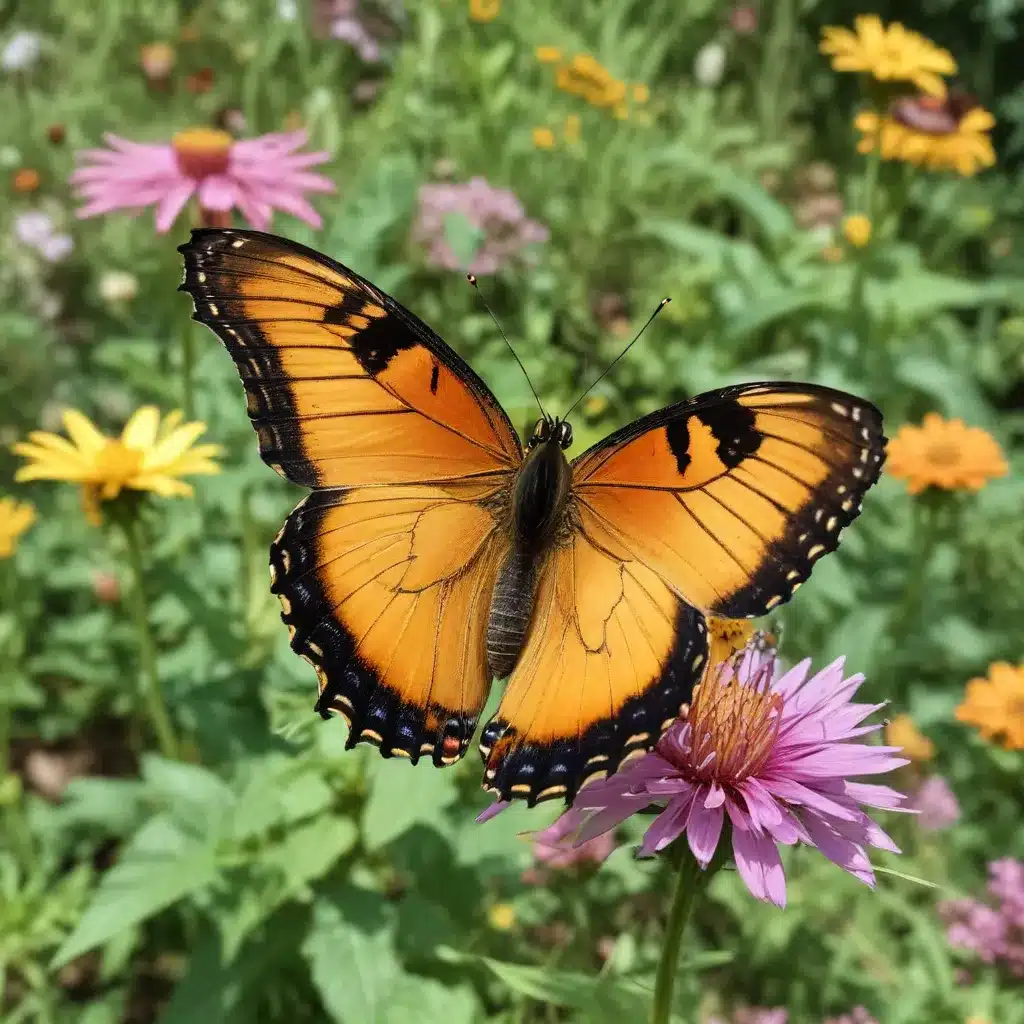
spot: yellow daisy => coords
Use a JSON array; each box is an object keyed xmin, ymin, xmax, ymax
[
  {"xmin": 531, "ymin": 126, "xmax": 556, "ymax": 149},
  {"xmin": 13, "ymin": 406, "xmax": 222, "ymax": 525},
  {"xmin": 555, "ymin": 54, "xmax": 626, "ymax": 110},
  {"xmin": 820, "ymin": 14, "xmax": 956, "ymax": 97},
  {"xmin": 535, "ymin": 45, "xmax": 562, "ymax": 63},
  {"xmin": 842, "ymin": 213, "xmax": 872, "ymax": 247},
  {"xmin": 956, "ymin": 662, "xmax": 1024, "ymax": 750},
  {"xmin": 468, "ymin": 0, "xmax": 499, "ymax": 22},
  {"xmin": 855, "ymin": 97, "xmax": 996, "ymax": 177},
  {"xmin": 0, "ymin": 497, "xmax": 35, "ymax": 558},
  {"xmin": 885, "ymin": 413, "xmax": 1007, "ymax": 495},
  {"xmin": 885, "ymin": 713, "xmax": 935, "ymax": 761}
]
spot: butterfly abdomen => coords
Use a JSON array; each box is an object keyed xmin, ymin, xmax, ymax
[{"xmin": 487, "ymin": 551, "xmax": 539, "ymax": 679}]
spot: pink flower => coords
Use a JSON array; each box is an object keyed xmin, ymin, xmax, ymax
[
  {"xmin": 70, "ymin": 128, "xmax": 334, "ymax": 233},
  {"xmin": 911, "ymin": 775, "xmax": 961, "ymax": 831},
  {"xmin": 530, "ymin": 811, "xmax": 617, "ymax": 870},
  {"xmin": 487, "ymin": 649, "xmax": 908, "ymax": 908},
  {"xmin": 824, "ymin": 1009, "xmax": 878, "ymax": 1024}
]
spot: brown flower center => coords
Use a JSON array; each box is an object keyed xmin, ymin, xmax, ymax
[
  {"xmin": 684, "ymin": 661, "xmax": 782, "ymax": 784},
  {"xmin": 172, "ymin": 127, "xmax": 233, "ymax": 179}
]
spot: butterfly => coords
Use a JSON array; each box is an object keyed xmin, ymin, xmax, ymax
[{"xmin": 178, "ymin": 229, "xmax": 886, "ymax": 807}]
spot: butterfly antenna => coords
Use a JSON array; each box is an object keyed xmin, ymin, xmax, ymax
[
  {"xmin": 468, "ymin": 274, "xmax": 547, "ymax": 419},
  {"xmin": 562, "ymin": 298, "xmax": 670, "ymax": 421}
]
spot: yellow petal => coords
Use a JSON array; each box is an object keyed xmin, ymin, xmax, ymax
[
  {"xmin": 145, "ymin": 422, "xmax": 209, "ymax": 468},
  {"xmin": 62, "ymin": 409, "xmax": 108, "ymax": 456},
  {"xmin": 22, "ymin": 430, "xmax": 82, "ymax": 458},
  {"xmin": 121, "ymin": 406, "xmax": 161, "ymax": 451}
]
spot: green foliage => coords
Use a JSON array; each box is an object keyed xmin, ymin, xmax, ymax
[{"xmin": 1, "ymin": 1, "xmax": 1023, "ymax": 1022}]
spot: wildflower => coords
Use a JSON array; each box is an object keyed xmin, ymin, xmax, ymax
[
  {"xmin": 885, "ymin": 413, "xmax": 1008, "ymax": 494},
  {"xmin": 820, "ymin": 15, "xmax": 955, "ymax": 97},
  {"xmin": 729, "ymin": 5, "xmax": 758, "ymax": 35},
  {"xmin": 1, "ymin": 30, "xmax": 42, "ymax": 72},
  {"xmin": 413, "ymin": 177, "xmax": 549, "ymax": 276},
  {"xmin": 70, "ymin": 129, "xmax": 334, "ymax": 233},
  {"xmin": 824, "ymin": 1009, "xmax": 878, "ymax": 1024},
  {"xmin": 855, "ymin": 96, "xmax": 996, "ymax": 177},
  {"xmin": 532, "ymin": 127, "xmax": 555, "ymax": 149},
  {"xmin": 912, "ymin": 776, "xmax": 960, "ymax": 831},
  {"xmin": 842, "ymin": 214, "xmax": 872, "ymax": 247},
  {"xmin": 530, "ymin": 811, "xmax": 616, "ymax": 870},
  {"xmin": 277, "ymin": 0, "xmax": 299, "ymax": 19},
  {"xmin": 885, "ymin": 713, "xmax": 934, "ymax": 761},
  {"xmin": 12, "ymin": 168, "xmax": 39, "ymax": 192},
  {"xmin": 487, "ymin": 902, "xmax": 516, "ymax": 930},
  {"xmin": 13, "ymin": 407, "xmax": 222, "ymax": 526},
  {"xmin": 694, "ymin": 42, "xmax": 727, "ymax": 87},
  {"xmin": 98, "ymin": 270, "xmax": 139, "ymax": 304},
  {"xmin": 733, "ymin": 1010, "xmax": 789, "ymax": 1024},
  {"xmin": 91, "ymin": 569, "xmax": 122, "ymax": 604},
  {"xmin": 535, "ymin": 45, "xmax": 562, "ymax": 63},
  {"xmin": 47, "ymin": 123, "xmax": 65, "ymax": 145},
  {"xmin": 185, "ymin": 67, "xmax": 215, "ymax": 94},
  {"xmin": 0, "ymin": 497, "xmax": 35, "ymax": 557},
  {"xmin": 504, "ymin": 648, "xmax": 907, "ymax": 908},
  {"xmin": 563, "ymin": 114, "xmax": 581, "ymax": 144},
  {"xmin": 139, "ymin": 42, "xmax": 175, "ymax": 86},
  {"xmin": 556, "ymin": 54, "xmax": 626, "ymax": 109},
  {"xmin": 955, "ymin": 662, "xmax": 1024, "ymax": 750},
  {"xmin": 14, "ymin": 211, "xmax": 74, "ymax": 263},
  {"xmin": 469, "ymin": 0, "xmax": 499, "ymax": 22}
]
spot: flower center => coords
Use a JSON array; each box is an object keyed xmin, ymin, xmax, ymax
[
  {"xmin": 172, "ymin": 127, "xmax": 233, "ymax": 179},
  {"xmin": 684, "ymin": 661, "xmax": 782, "ymax": 784},
  {"xmin": 91, "ymin": 440, "xmax": 144, "ymax": 493},
  {"xmin": 925, "ymin": 440, "xmax": 962, "ymax": 466}
]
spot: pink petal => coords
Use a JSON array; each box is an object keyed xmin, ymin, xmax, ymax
[
  {"xmin": 475, "ymin": 799, "xmax": 510, "ymax": 824},
  {"xmin": 738, "ymin": 777, "xmax": 784, "ymax": 829},
  {"xmin": 638, "ymin": 792, "xmax": 694, "ymax": 857},
  {"xmin": 198, "ymin": 175, "xmax": 240, "ymax": 211},
  {"xmin": 843, "ymin": 781, "xmax": 911, "ymax": 811},
  {"xmin": 771, "ymin": 657, "xmax": 812, "ymax": 699},
  {"xmin": 799, "ymin": 812, "xmax": 876, "ymax": 887},
  {"xmin": 732, "ymin": 826, "xmax": 787, "ymax": 908},
  {"xmin": 154, "ymin": 179, "xmax": 195, "ymax": 233},
  {"xmin": 704, "ymin": 782, "xmax": 726, "ymax": 809},
  {"xmin": 685, "ymin": 793, "xmax": 724, "ymax": 867},
  {"xmin": 576, "ymin": 799, "xmax": 648, "ymax": 844},
  {"xmin": 760, "ymin": 776, "xmax": 860, "ymax": 822}
]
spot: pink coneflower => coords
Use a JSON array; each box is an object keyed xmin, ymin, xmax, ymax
[
  {"xmin": 70, "ymin": 128, "xmax": 334, "ymax": 233},
  {"xmin": 501, "ymin": 648, "xmax": 908, "ymax": 908},
  {"xmin": 530, "ymin": 811, "xmax": 616, "ymax": 870}
]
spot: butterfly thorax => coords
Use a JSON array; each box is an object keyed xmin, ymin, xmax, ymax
[{"xmin": 486, "ymin": 435, "xmax": 573, "ymax": 680}]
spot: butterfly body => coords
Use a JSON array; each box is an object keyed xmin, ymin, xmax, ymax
[{"xmin": 179, "ymin": 228, "xmax": 887, "ymax": 807}]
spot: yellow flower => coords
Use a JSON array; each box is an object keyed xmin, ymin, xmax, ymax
[
  {"xmin": 487, "ymin": 902, "xmax": 516, "ymax": 930},
  {"xmin": 705, "ymin": 616, "xmax": 756, "ymax": 680},
  {"xmin": 885, "ymin": 714, "xmax": 935, "ymax": 761},
  {"xmin": 855, "ymin": 99, "xmax": 996, "ymax": 177},
  {"xmin": 532, "ymin": 126, "xmax": 556, "ymax": 149},
  {"xmin": 535, "ymin": 45, "xmax": 562, "ymax": 63},
  {"xmin": 842, "ymin": 213, "xmax": 872, "ymax": 247},
  {"xmin": 468, "ymin": 0, "xmax": 499, "ymax": 22},
  {"xmin": 632, "ymin": 83, "xmax": 649, "ymax": 103},
  {"xmin": 556, "ymin": 54, "xmax": 626, "ymax": 110},
  {"xmin": 13, "ymin": 407, "xmax": 222, "ymax": 525},
  {"xmin": 0, "ymin": 498, "xmax": 35, "ymax": 558},
  {"xmin": 820, "ymin": 14, "xmax": 956, "ymax": 97},
  {"xmin": 956, "ymin": 662, "xmax": 1024, "ymax": 750},
  {"xmin": 885, "ymin": 413, "xmax": 1008, "ymax": 495}
]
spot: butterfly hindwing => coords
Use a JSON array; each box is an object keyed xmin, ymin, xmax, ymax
[
  {"xmin": 178, "ymin": 229, "xmax": 522, "ymax": 763},
  {"xmin": 178, "ymin": 228, "xmax": 521, "ymax": 488}
]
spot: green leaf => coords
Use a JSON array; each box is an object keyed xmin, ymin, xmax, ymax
[
  {"xmin": 302, "ymin": 901, "xmax": 398, "ymax": 1023},
  {"xmin": 52, "ymin": 816, "xmax": 218, "ymax": 967},
  {"xmin": 361, "ymin": 761, "xmax": 456, "ymax": 851},
  {"xmin": 141, "ymin": 755, "xmax": 235, "ymax": 834},
  {"xmin": 267, "ymin": 815, "xmax": 358, "ymax": 892}
]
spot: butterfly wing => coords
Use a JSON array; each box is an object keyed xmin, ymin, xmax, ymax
[
  {"xmin": 481, "ymin": 382, "xmax": 885, "ymax": 803},
  {"xmin": 179, "ymin": 228, "xmax": 521, "ymax": 762}
]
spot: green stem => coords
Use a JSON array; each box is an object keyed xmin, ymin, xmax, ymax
[
  {"xmin": 123, "ymin": 518, "xmax": 179, "ymax": 759},
  {"xmin": 180, "ymin": 311, "xmax": 197, "ymax": 420},
  {"xmin": 650, "ymin": 847, "xmax": 706, "ymax": 1024}
]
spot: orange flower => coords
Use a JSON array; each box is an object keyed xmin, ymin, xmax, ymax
[
  {"xmin": 12, "ymin": 168, "xmax": 40, "ymax": 192},
  {"xmin": 885, "ymin": 714, "xmax": 935, "ymax": 761},
  {"xmin": 532, "ymin": 127, "xmax": 555, "ymax": 149},
  {"xmin": 885, "ymin": 413, "xmax": 1008, "ymax": 494},
  {"xmin": 556, "ymin": 54, "xmax": 626, "ymax": 109},
  {"xmin": 535, "ymin": 45, "xmax": 562, "ymax": 63},
  {"xmin": 469, "ymin": 0, "xmax": 499, "ymax": 22},
  {"xmin": 956, "ymin": 662, "xmax": 1024, "ymax": 750}
]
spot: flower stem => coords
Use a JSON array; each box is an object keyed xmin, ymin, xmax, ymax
[
  {"xmin": 123, "ymin": 517, "xmax": 179, "ymax": 759},
  {"xmin": 650, "ymin": 846, "xmax": 706, "ymax": 1024},
  {"xmin": 180, "ymin": 310, "xmax": 197, "ymax": 420}
]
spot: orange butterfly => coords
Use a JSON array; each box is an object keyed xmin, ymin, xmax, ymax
[{"xmin": 179, "ymin": 229, "xmax": 886, "ymax": 806}]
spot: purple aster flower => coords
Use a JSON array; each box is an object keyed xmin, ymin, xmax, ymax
[
  {"xmin": 911, "ymin": 775, "xmax": 961, "ymax": 831},
  {"xmin": 413, "ymin": 176, "xmax": 549, "ymax": 275},
  {"xmin": 484, "ymin": 648, "xmax": 908, "ymax": 908},
  {"xmin": 939, "ymin": 898, "xmax": 1008, "ymax": 964}
]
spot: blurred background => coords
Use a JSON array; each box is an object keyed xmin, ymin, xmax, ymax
[{"xmin": 1, "ymin": 1, "xmax": 1023, "ymax": 1022}]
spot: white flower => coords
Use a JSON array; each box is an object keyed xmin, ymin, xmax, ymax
[
  {"xmin": 277, "ymin": 0, "xmax": 298, "ymax": 20},
  {"xmin": 694, "ymin": 41, "xmax": 726, "ymax": 87},
  {"xmin": 98, "ymin": 270, "xmax": 139, "ymax": 304},
  {"xmin": 40, "ymin": 233, "xmax": 73, "ymax": 263},
  {"xmin": 2, "ymin": 30, "xmax": 42, "ymax": 72},
  {"xmin": 14, "ymin": 210, "xmax": 56, "ymax": 248}
]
